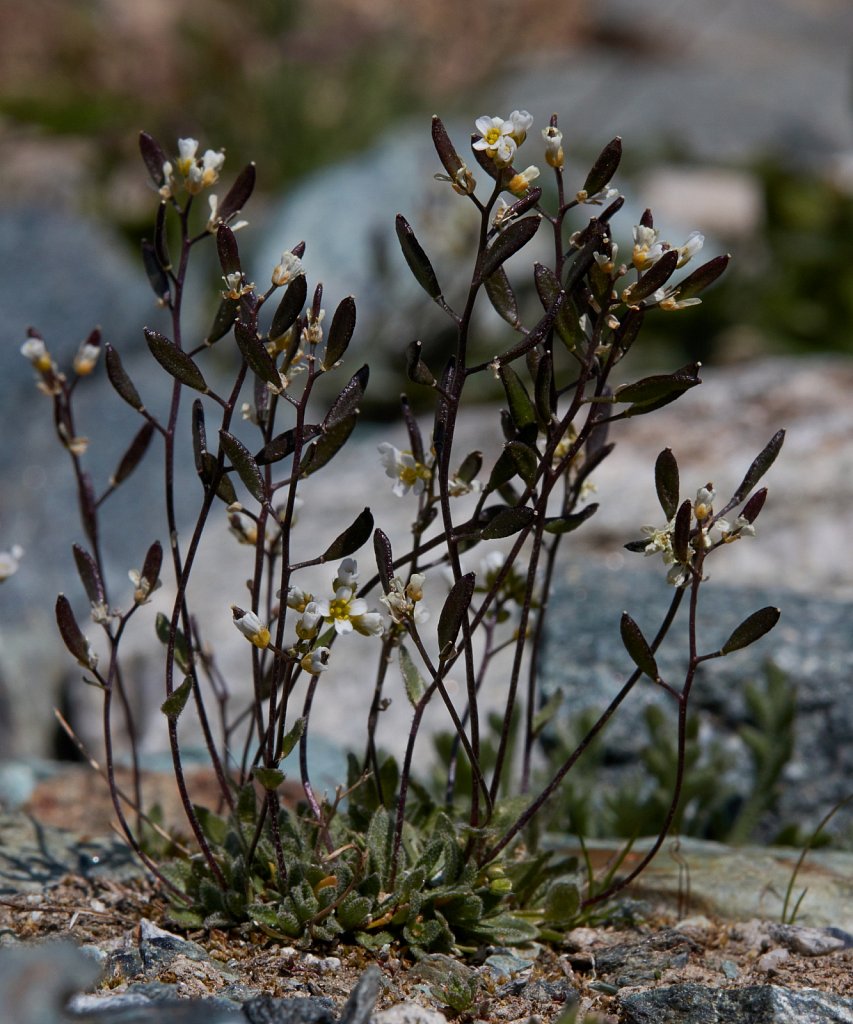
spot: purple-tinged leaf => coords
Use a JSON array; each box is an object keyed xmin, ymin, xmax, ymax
[
  {"xmin": 437, "ymin": 572, "xmax": 476, "ymax": 653},
  {"xmin": 475, "ymin": 215, "xmax": 541, "ymax": 285},
  {"xmin": 323, "ymin": 365, "xmax": 369, "ymax": 429},
  {"xmin": 255, "ymin": 424, "xmax": 321, "ymax": 466},
  {"xmin": 729, "ymin": 431, "xmax": 785, "ymax": 508},
  {"xmin": 401, "ymin": 394, "xmax": 425, "ymax": 464},
  {"xmin": 218, "ymin": 163, "xmax": 256, "ymax": 222},
  {"xmin": 138, "ymin": 131, "xmax": 167, "ymax": 187},
  {"xmin": 321, "ymin": 507, "xmax": 374, "ymax": 561},
  {"xmin": 191, "ymin": 399, "xmax": 208, "ymax": 477},
  {"xmin": 373, "ymin": 529, "xmax": 394, "ymax": 593},
  {"xmin": 153, "ymin": 202, "xmax": 171, "ymax": 270},
  {"xmin": 110, "ymin": 421, "xmax": 155, "ymax": 487},
  {"xmin": 140, "ymin": 540, "xmax": 163, "ymax": 591},
  {"xmin": 205, "ymin": 297, "xmax": 239, "ymax": 346},
  {"xmin": 672, "ymin": 499, "xmax": 692, "ymax": 564},
  {"xmin": 615, "ymin": 362, "xmax": 701, "ymax": 407},
  {"xmin": 396, "ymin": 214, "xmax": 442, "ymax": 299},
  {"xmin": 234, "ymin": 320, "xmax": 280, "ymax": 388},
  {"xmin": 583, "ymin": 137, "xmax": 622, "ymax": 196},
  {"xmin": 141, "ymin": 240, "xmax": 170, "ymax": 303},
  {"xmin": 740, "ymin": 486, "xmax": 768, "ymax": 524},
  {"xmin": 216, "ymin": 223, "xmax": 241, "ymax": 277},
  {"xmin": 55, "ymin": 594, "xmax": 94, "ymax": 667},
  {"xmin": 271, "ymin": 274, "xmax": 307, "ymax": 340},
  {"xmin": 676, "ymin": 254, "xmax": 730, "ymax": 302},
  {"xmin": 299, "ymin": 414, "xmax": 358, "ymax": 477},
  {"xmin": 405, "ymin": 340, "xmax": 436, "ymax": 388},
  {"xmin": 655, "ymin": 448, "xmax": 680, "ymax": 521},
  {"xmin": 72, "ymin": 545, "xmax": 104, "ymax": 606},
  {"xmin": 145, "ymin": 329, "xmax": 208, "ymax": 393},
  {"xmin": 324, "ymin": 295, "xmax": 356, "ymax": 369},
  {"xmin": 624, "ymin": 249, "xmax": 679, "ymax": 305},
  {"xmin": 105, "ymin": 343, "xmax": 145, "ymax": 412}
]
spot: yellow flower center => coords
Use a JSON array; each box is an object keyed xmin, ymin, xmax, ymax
[{"xmin": 328, "ymin": 598, "xmax": 352, "ymax": 621}]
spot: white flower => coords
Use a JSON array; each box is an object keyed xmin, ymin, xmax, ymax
[
  {"xmin": 506, "ymin": 165, "xmax": 540, "ymax": 197},
  {"xmin": 381, "ymin": 574, "xmax": 429, "ymax": 625},
  {"xmin": 73, "ymin": 338, "xmax": 101, "ymax": 376},
  {"xmin": 128, "ymin": 567, "xmax": 160, "ymax": 605},
  {"xmin": 231, "ymin": 605, "xmax": 271, "ymax": 649},
  {"xmin": 650, "ymin": 286, "xmax": 702, "ymax": 312},
  {"xmin": 715, "ymin": 514, "xmax": 756, "ymax": 543},
  {"xmin": 176, "ymin": 138, "xmax": 199, "ymax": 177},
  {"xmin": 492, "ymin": 197, "xmax": 515, "ymax": 229},
  {"xmin": 641, "ymin": 520, "xmax": 676, "ymax": 563},
  {"xmin": 677, "ymin": 230, "xmax": 704, "ymax": 267},
  {"xmin": 334, "ymin": 558, "xmax": 359, "ymax": 589},
  {"xmin": 593, "ymin": 242, "xmax": 619, "ymax": 276},
  {"xmin": 473, "ymin": 115, "xmax": 517, "ymax": 168},
  {"xmin": 0, "ymin": 544, "xmax": 23, "ymax": 582},
  {"xmin": 295, "ymin": 601, "xmax": 324, "ymax": 640},
  {"xmin": 301, "ymin": 646, "xmax": 330, "ymax": 675},
  {"xmin": 507, "ymin": 109, "xmax": 534, "ymax": 145},
  {"xmin": 284, "ymin": 585, "xmax": 314, "ymax": 613},
  {"xmin": 221, "ymin": 271, "xmax": 254, "ymax": 300},
  {"xmin": 693, "ymin": 485, "xmax": 715, "ymax": 522},
  {"xmin": 271, "ymin": 251, "xmax": 305, "ymax": 288},
  {"xmin": 632, "ymin": 224, "xmax": 666, "ymax": 270},
  {"xmin": 378, "ymin": 443, "xmax": 432, "ymax": 497},
  {"xmin": 542, "ymin": 125, "xmax": 564, "ymax": 168},
  {"xmin": 315, "ymin": 584, "xmax": 379, "ymax": 637},
  {"xmin": 577, "ymin": 185, "xmax": 619, "ymax": 206}
]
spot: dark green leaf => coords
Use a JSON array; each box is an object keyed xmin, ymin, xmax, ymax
[
  {"xmin": 145, "ymin": 329, "xmax": 208, "ymax": 392},
  {"xmin": 110, "ymin": 421, "xmax": 155, "ymax": 487},
  {"xmin": 400, "ymin": 644, "xmax": 425, "ymax": 707},
  {"xmin": 543, "ymin": 504, "xmax": 598, "ymax": 533},
  {"xmin": 279, "ymin": 717, "xmax": 306, "ymax": 760},
  {"xmin": 396, "ymin": 214, "xmax": 442, "ymax": 299},
  {"xmin": 438, "ymin": 572, "xmax": 475, "ymax": 653},
  {"xmin": 493, "ymin": 293, "xmax": 562, "ymax": 366},
  {"xmin": 534, "ymin": 350, "xmax": 553, "ymax": 425},
  {"xmin": 161, "ymin": 677, "xmax": 193, "ymax": 720},
  {"xmin": 615, "ymin": 362, "xmax": 701, "ymax": 406},
  {"xmin": 72, "ymin": 544, "xmax": 104, "ymax": 605},
  {"xmin": 253, "ymin": 767, "xmax": 286, "ymax": 791},
  {"xmin": 456, "ymin": 451, "xmax": 482, "ymax": 485},
  {"xmin": 505, "ymin": 440, "xmax": 538, "ymax": 486},
  {"xmin": 620, "ymin": 612, "xmax": 659, "ymax": 681},
  {"xmin": 480, "ymin": 505, "xmax": 535, "ymax": 539},
  {"xmin": 323, "ymin": 295, "xmax": 356, "ymax": 369},
  {"xmin": 484, "ymin": 267, "xmax": 520, "ymax": 327},
  {"xmin": 155, "ymin": 612, "xmax": 192, "ymax": 672},
  {"xmin": 405, "ymin": 340, "xmax": 436, "ymax": 387},
  {"xmin": 499, "ymin": 365, "xmax": 536, "ymax": 433},
  {"xmin": 614, "ymin": 307, "xmax": 644, "ymax": 357},
  {"xmin": 140, "ymin": 540, "xmax": 163, "ymax": 590},
  {"xmin": 321, "ymin": 507, "xmax": 374, "ymax": 560},
  {"xmin": 654, "ymin": 448, "xmax": 680, "ymax": 521},
  {"xmin": 543, "ymin": 879, "xmax": 581, "ymax": 925},
  {"xmin": 475, "ymin": 215, "xmax": 541, "ymax": 285},
  {"xmin": 234, "ymin": 321, "xmax": 280, "ymax": 388},
  {"xmin": 484, "ymin": 448, "xmax": 519, "ymax": 492},
  {"xmin": 300, "ymin": 414, "xmax": 357, "ymax": 476},
  {"xmin": 721, "ymin": 606, "xmax": 780, "ymax": 654},
  {"xmin": 583, "ymin": 137, "xmax": 622, "ymax": 195},
  {"xmin": 153, "ymin": 202, "xmax": 170, "ymax": 270},
  {"xmin": 219, "ymin": 430, "xmax": 267, "ymax": 503},
  {"xmin": 105, "ymin": 343, "xmax": 145, "ymax": 412}
]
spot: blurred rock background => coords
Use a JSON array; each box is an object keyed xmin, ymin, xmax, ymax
[{"xmin": 1, "ymin": 0, "xmax": 852, "ymax": 845}]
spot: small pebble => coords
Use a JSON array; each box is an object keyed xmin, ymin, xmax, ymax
[{"xmin": 757, "ymin": 946, "xmax": 789, "ymax": 973}]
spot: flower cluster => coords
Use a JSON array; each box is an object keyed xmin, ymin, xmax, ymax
[
  {"xmin": 381, "ymin": 573, "xmax": 429, "ymax": 626},
  {"xmin": 161, "ymin": 138, "xmax": 225, "ymax": 199},
  {"xmin": 287, "ymin": 560, "xmax": 383, "ymax": 639},
  {"xmin": 378, "ymin": 443, "xmax": 433, "ymax": 497},
  {"xmin": 641, "ymin": 484, "xmax": 756, "ymax": 587}
]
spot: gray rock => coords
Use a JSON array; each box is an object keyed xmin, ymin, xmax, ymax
[
  {"xmin": 338, "ymin": 965, "xmax": 382, "ymax": 1024},
  {"xmin": 540, "ymin": 565, "xmax": 853, "ymax": 843},
  {"xmin": 0, "ymin": 940, "xmax": 100, "ymax": 1024},
  {"xmin": 241, "ymin": 994, "xmax": 337, "ymax": 1024},
  {"xmin": 618, "ymin": 983, "xmax": 853, "ymax": 1024}
]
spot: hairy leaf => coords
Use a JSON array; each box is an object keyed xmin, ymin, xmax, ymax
[
  {"xmin": 654, "ymin": 448, "xmax": 680, "ymax": 521},
  {"xmin": 721, "ymin": 606, "xmax": 781, "ymax": 654},
  {"xmin": 396, "ymin": 214, "xmax": 442, "ymax": 299},
  {"xmin": 145, "ymin": 329, "xmax": 208, "ymax": 392},
  {"xmin": 620, "ymin": 612, "xmax": 659, "ymax": 681}
]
